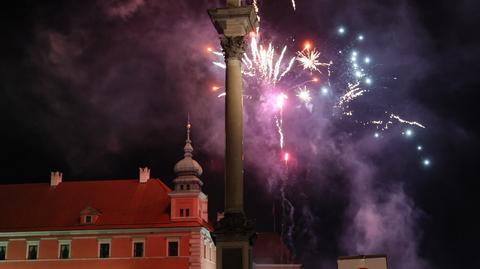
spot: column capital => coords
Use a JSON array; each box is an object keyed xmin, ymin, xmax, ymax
[{"xmin": 220, "ymin": 36, "xmax": 246, "ymax": 60}]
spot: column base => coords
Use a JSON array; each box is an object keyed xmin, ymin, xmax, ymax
[{"xmin": 212, "ymin": 212, "xmax": 256, "ymax": 269}]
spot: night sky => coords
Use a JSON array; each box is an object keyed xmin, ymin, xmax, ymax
[{"xmin": 1, "ymin": 0, "xmax": 479, "ymax": 268}]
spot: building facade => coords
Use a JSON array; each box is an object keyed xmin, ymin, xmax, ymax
[
  {"xmin": 0, "ymin": 124, "xmax": 302, "ymax": 269},
  {"xmin": 0, "ymin": 126, "xmax": 216, "ymax": 269}
]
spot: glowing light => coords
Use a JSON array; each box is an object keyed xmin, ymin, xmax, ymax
[
  {"xmin": 338, "ymin": 26, "xmax": 345, "ymax": 34},
  {"xmin": 276, "ymin": 93, "xmax": 288, "ymax": 110},
  {"xmin": 374, "ymin": 132, "xmax": 380, "ymax": 138},
  {"xmin": 284, "ymin": 152, "xmax": 290, "ymax": 162},
  {"xmin": 312, "ymin": 77, "xmax": 319, "ymax": 82},
  {"xmin": 404, "ymin": 129, "xmax": 413, "ymax": 137},
  {"xmin": 303, "ymin": 41, "xmax": 312, "ymax": 51},
  {"xmin": 296, "ymin": 87, "xmax": 312, "ymax": 103},
  {"xmin": 423, "ymin": 158, "xmax": 431, "ymax": 166},
  {"xmin": 364, "ymin": 57, "xmax": 371, "ymax": 63},
  {"xmin": 207, "ymin": 47, "xmax": 213, "ymax": 52},
  {"xmin": 365, "ymin": 78, "xmax": 372, "ymax": 85},
  {"xmin": 212, "ymin": 86, "xmax": 220, "ymax": 91},
  {"xmin": 321, "ymin": 87, "xmax": 329, "ymax": 95},
  {"xmin": 417, "ymin": 145, "xmax": 423, "ymax": 151},
  {"xmin": 355, "ymin": 71, "xmax": 362, "ymax": 78},
  {"xmin": 352, "ymin": 51, "xmax": 358, "ymax": 57},
  {"xmin": 358, "ymin": 35, "xmax": 364, "ymax": 41}
]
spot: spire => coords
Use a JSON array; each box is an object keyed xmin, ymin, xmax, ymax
[
  {"xmin": 184, "ymin": 115, "xmax": 193, "ymax": 157},
  {"xmin": 174, "ymin": 117, "xmax": 203, "ymax": 179}
]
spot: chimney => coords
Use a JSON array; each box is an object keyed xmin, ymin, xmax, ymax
[
  {"xmin": 50, "ymin": 171, "xmax": 62, "ymax": 186},
  {"xmin": 139, "ymin": 167, "xmax": 150, "ymax": 183}
]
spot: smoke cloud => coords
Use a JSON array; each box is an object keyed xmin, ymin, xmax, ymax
[{"xmin": 3, "ymin": 0, "xmax": 476, "ymax": 268}]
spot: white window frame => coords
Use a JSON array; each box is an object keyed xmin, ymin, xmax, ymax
[
  {"xmin": 26, "ymin": 241, "xmax": 39, "ymax": 260},
  {"xmin": 132, "ymin": 238, "xmax": 145, "ymax": 258},
  {"xmin": 0, "ymin": 241, "xmax": 7, "ymax": 261},
  {"xmin": 166, "ymin": 238, "xmax": 180, "ymax": 257},
  {"xmin": 98, "ymin": 239, "xmax": 111, "ymax": 258},
  {"xmin": 208, "ymin": 243, "xmax": 212, "ymax": 260},
  {"xmin": 58, "ymin": 240, "xmax": 71, "ymax": 259}
]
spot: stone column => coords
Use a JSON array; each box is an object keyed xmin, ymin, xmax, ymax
[
  {"xmin": 221, "ymin": 36, "xmax": 246, "ymax": 214},
  {"xmin": 208, "ymin": 4, "xmax": 258, "ymax": 269}
]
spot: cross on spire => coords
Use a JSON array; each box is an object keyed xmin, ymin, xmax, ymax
[{"xmin": 184, "ymin": 114, "xmax": 193, "ymax": 157}]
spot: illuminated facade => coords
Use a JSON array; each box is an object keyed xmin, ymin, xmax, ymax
[
  {"xmin": 0, "ymin": 126, "xmax": 216, "ymax": 269},
  {"xmin": 0, "ymin": 124, "xmax": 301, "ymax": 269}
]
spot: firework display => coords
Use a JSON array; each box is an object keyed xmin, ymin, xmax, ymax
[{"xmin": 207, "ymin": 29, "xmax": 428, "ymax": 165}]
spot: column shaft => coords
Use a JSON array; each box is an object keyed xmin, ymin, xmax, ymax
[{"xmin": 225, "ymin": 57, "xmax": 244, "ymax": 213}]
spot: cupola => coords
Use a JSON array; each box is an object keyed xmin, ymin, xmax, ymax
[{"xmin": 172, "ymin": 120, "xmax": 203, "ymax": 191}]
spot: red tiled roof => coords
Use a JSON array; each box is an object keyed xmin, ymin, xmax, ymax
[
  {"xmin": 0, "ymin": 179, "xmax": 208, "ymax": 232},
  {"xmin": 253, "ymin": 232, "xmax": 296, "ymax": 264}
]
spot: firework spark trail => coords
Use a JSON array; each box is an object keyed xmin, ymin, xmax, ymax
[
  {"xmin": 390, "ymin": 114, "xmax": 426, "ymax": 128},
  {"xmin": 369, "ymin": 114, "xmax": 425, "ymax": 130},
  {"xmin": 336, "ymin": 82, "xmax": 366, "ymax": 109},
  {"xmin": 275, "ymin": 115, "xmax": 285, "ymax": 149},
  {"xmin": 249, "ymin": 37, "xmax": 295, "ymax": 85},
  {"xmin": 291, "ymin": 0, "xmax": 296, "ymax": 10},
  {"xmin": 210, "ymin": 36, "xmax": 295, "ymax": 85},
  {"xmin": 280, "ymin": 182, "xmax": 296, "ymax": 256},
  {"xmin": 296, "ymin": 48, "xmax": 332, "ymax": 73},
  {"xmin": 275, "ymin": 93, "xmax": 288, "ymax": 149},
  {"xmin": 212, "ymin": 61, "xmax": 226, "ymax": 69}
]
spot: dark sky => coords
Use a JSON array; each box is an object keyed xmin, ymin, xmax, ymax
[{"xmin": 1, "ymin": 0, "xmax": 479, "ymax": 268}]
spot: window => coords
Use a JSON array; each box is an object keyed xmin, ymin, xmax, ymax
[
  {"xmin": 180, "ymin": 208, "xmax": 184, "ymax": 217},
  {"xmin": 186, "ymin": 208, "xmax": 190, "ymax": 217},
  {"xmin": 85, "ymin": 215, "xmax": 92, "ymax": 223},
  {"xmin": 59, "ymin": 241, "xmax": 70, "ymax": 259},
  {"xmin": 168, "ymin": 241, "xmax": 178, "ymax": 257},
  {"xmin": 203, "ymin": 245, "xmax": 206, "ymax": 259},
  {"xmin": 27, "ymin": 243, "xmax": 38, "ymax": 260},
  {"xmin": 99, "ymin": 243, "xmax": 110, "ymax": 258},
  {"xmin": 186, "ymin": 185, "xmax": 190, "ymax": 190},
  {"xmin": 0, "ymin": 243, "xmax": 6, "ymax": 260},
  {"xmin": 180, "ymin": 185, "xmax": 184, "ymax": 190},
  {"xmin": 133, "ymin": 242, "xmax": 144, "ymax": 257}
]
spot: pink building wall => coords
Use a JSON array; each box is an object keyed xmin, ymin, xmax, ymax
[{"xmin": 0, "ymin": 230, "xmax": 212, "ymax": 269}]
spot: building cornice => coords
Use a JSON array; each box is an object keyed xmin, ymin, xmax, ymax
[{"xmin": 0, "ymin": 227, "xmax": 205, "ymax": 238}]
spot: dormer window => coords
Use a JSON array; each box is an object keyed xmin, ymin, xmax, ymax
[{"xmin": 79, "ymin": 206, "xmax": 101, "ymax": 225}]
